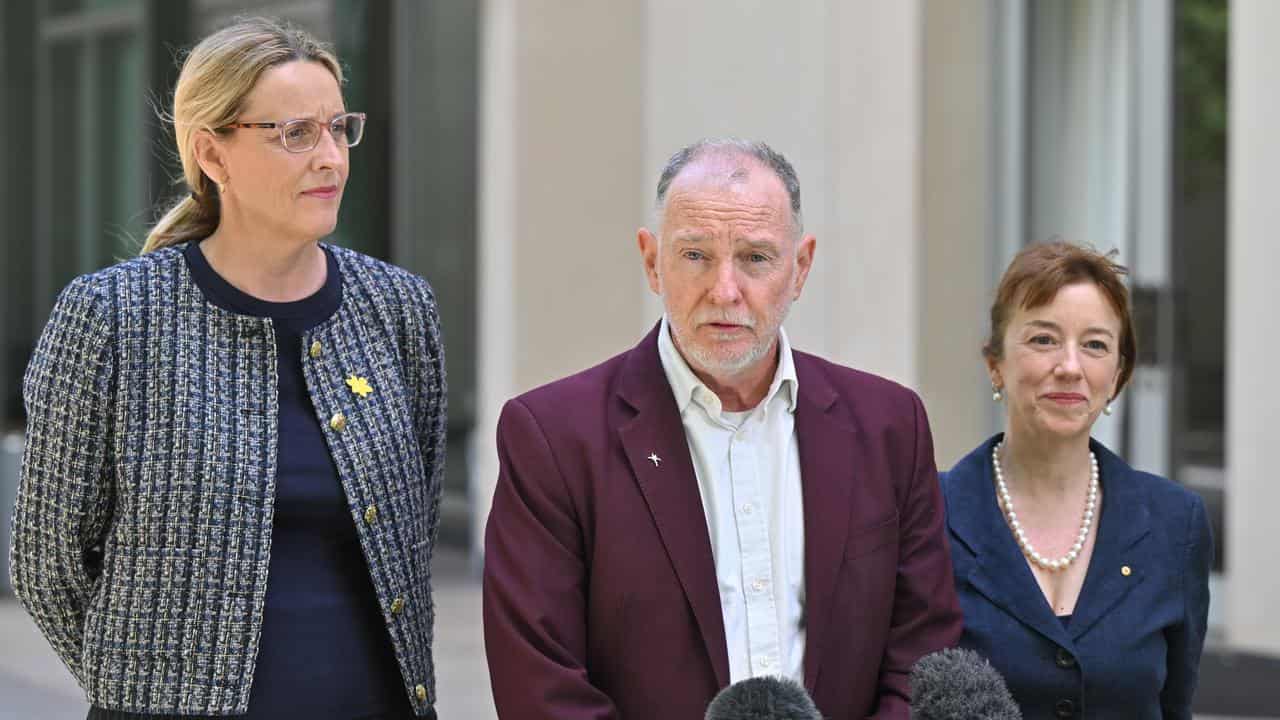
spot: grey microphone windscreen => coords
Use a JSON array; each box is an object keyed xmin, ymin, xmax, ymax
[
  {"xmin": 705, "ymin": 675, "xmax": 822, "ymax": 720},
  {"xmin": 910, "ymin": 648, "xmax": 1022, "ymax": 720}
]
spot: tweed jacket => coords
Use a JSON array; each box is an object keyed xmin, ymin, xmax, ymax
[{"xmin": 9, "ymin": 244, "xmax": 447, "ymax": 716}]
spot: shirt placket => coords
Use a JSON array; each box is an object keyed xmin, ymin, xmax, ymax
[{"xmin": 728, "ymin": 415, "xmax": 782, "ymax": 676}]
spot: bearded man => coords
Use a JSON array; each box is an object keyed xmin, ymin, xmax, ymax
[{"xmin": 482, "ymin": 139, "xmax": 961, "ymax": 719}]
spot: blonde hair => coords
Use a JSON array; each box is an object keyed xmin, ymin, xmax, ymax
[{"xmin": 142, "ymin": 17, "xmax": 343, "ymax": 253}]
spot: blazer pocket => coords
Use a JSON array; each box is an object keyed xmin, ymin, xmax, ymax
[{"xmin": 845, "ymin": 511, "xmax": 900, "ymax": 560}]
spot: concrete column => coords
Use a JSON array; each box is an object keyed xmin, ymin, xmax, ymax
[
  {"xmin": 473, "ymin": 0, "xmax": 647, "ymax": 554},
  {"xmin": 1226, "ymin": 0, "xmax": 1280, "ymax": 656},
  {"xmin": 919, "ymin": 0, "xmax": 995, "ymax": 468},
  {"xmin": 642, "ymin": 0, "xmax": 926, "ymax": 384},
  {"xmin": 473, "ymin": 0, "xmax": 932, "ymax": 551},
  {"xmin": 641, "ymin": 1, "xmax": 834, "ymax": 355},
  {"xmin": 824, "ymin": 0, "xmax": 924, "ymax": 387}
]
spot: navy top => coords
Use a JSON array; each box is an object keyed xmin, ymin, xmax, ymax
[
  {"xmin": 940, "ymin": 434, "xmax": 1212, "ymax": 720},
  {"xmin": 186, "ymin": 242, "xmax": 410, "ymax": 719},
  {"xmin": 88, "ymin": 243, "xmax": 411, "ymax": 719}
]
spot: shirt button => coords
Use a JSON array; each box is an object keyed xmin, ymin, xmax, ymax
[
  {"xmin": 415, "ymin": 684, "xmax": 428, "ymax": 702},
  {"xmin": 329, "ymin": 412, "xmax": 347, "ymax": 431},
  {"xmin": 1055, "ymin": 699, "xmax": 1075, "ymax": 717},
  {"xmin": 309, "ymin": 340, "xmax": 322, "ymax": 358},
  {"xmin": 1055, "ymin": 647, "xmax": 1077, "ymax": 669},
  {"xmin": 363, "ymin": 505, "xmax": 378, "ymax": 524},
  {"xmin": 390, "ymin": 597, "xmax": 405, "ymax": 615},
  {"xmin": 741, "ymin": 503, "xmax": 755, "ymax": 516},
  {"xmin": 751, "ymin": 578, "xmax": 768, "ymax": 593},
  {"xmin": 758, "ymin": 656, "xmax": 772, "ymax": 668}
]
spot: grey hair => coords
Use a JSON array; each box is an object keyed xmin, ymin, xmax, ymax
[{"xmin": 654, "ymin": 138, "xmax": 803, "ymax": 234}]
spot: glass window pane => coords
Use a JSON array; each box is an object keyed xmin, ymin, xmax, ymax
[
  {"xmin": 1172, "ymin": 0, "xmax": 1228, "ymax": 571},
  {"xmin": 330, "ymin": 0, "xmax": 375, "ymax": 257},
  {"xmin": 1173, "ymin": 0, "xmax": 1227, "ymax": 465},
  {"xmin": 98, "ymin": 30, "xmax": 146, "ymax": 263},
  {"xmin": 46, "ymin": 0, "xmax": 83, "ymax": 16},
  {"xmin": 48, "ymin": 39, "xmax": 82, "ymax": 293}
]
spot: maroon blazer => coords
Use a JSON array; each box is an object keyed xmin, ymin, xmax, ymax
[{"xmin": 482, "ymin": 325, "xmax": 961, "ymax": 719}]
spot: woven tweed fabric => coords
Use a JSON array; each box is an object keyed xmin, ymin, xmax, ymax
[{"xmin": 9, "ymin": 245, "xmax": 447, "ymax": 716}]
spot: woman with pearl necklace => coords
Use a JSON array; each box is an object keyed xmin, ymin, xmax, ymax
[{"xmin": 939, "ymin": 241, "xmax": 1211, "ymax": 719}]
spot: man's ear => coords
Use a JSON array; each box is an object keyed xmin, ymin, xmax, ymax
[
  {"xmin": 638, "ymin": 227, "xmax": 661, "ymax": 295},
  {"xmin": 792, "ymin": 234, "xmax": 816, "ymax": 300}
]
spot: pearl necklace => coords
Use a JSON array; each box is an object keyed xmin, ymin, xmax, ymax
[{"xmin": 992, "ymin": 442, "xmax": 1098, "ymax": 572}]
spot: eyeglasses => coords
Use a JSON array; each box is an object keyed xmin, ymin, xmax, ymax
[{"xmin": 218, "ymin": 112, "xmax": 367, "ymax": 153}]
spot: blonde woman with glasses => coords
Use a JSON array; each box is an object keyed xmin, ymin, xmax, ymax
[{"xmin": 11, "ymin": 17, "xmax": 446, "ymax": 719}]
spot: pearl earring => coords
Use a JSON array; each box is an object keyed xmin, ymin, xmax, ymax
[
  {"xmin": 992, "ymin": 385, "xmax": 1003, "ymax": 403},
  {"xmin": 1103, "ymin": 402, "xmax": 1114, "ymax": 416}
]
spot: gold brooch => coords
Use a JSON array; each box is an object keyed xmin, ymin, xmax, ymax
[{"xmin": 346, "ymin": 374, "xmax": 373, "ymax": 398}]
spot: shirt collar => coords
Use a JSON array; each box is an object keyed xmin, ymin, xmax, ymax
[{"xmin": 657, "ymin": 315, "xmax": 799, "ymax": 417}]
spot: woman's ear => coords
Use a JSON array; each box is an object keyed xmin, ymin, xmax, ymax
[
  {"xmin": 192, "ymin": 129, "xmax": 230, "ymax": 189},
  {"xmin": 1109, "ymin": 361, "xmax": 1123, "ymax": 401},
  {"xmin": 985, "ymin": 355, "xmax": 1002, "ymax": 389}
]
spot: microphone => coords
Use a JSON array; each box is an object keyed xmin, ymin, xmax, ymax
[
  {"xmin": 705, "ymin": 675, "xmax": 822, "ymax": 720},
  {"xmin": 910, "ymin": 648, "xmax": 1022, "ymax": 720}
]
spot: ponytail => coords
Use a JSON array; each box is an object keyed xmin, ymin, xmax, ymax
[{"xmin": 141, "ymin": 188, "xmax": 219, "ymax": 253}]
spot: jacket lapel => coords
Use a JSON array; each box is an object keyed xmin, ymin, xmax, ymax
[
  {"xmin": 946, "ymin": 438, "xmax": 1075, "ymax": 648},
  {"xmin": 793, "ymin": 358, "xmax": 856, "ymax": 691},
  {"xmin": 616, "ymin": 324, "xmax": 730, "ymax": 689},
  {"xmin": 1066, "ymin": 441, "xmax": 1152, "ymax": 640},
  {"xmin": 947, "ymin": 437, "xmax": 1156, "ymax": 647}
]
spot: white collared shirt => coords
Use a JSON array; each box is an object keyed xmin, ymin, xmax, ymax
[{"xmin": 657, "ymin": 317, "xmax": 806, "ymax": 683}]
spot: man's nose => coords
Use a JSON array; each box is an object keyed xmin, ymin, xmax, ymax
[{"xmin": 707, "ymin": 260, "xmax": 743, "ymax": 304}]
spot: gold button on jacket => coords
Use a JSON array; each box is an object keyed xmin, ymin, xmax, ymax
[
  {"xmin": 364, "ymin": 505, "xmax": 378, "ymax": 524},
  {"xmin": 329, "ymin": 412, "xmax": 347, "ymax": 431},
  {"xmin": 390, "ymin": 597, "xmax": 405, "ymax": 615},
  {"xmin": 309, "ymin": 340, "xmax": 322, "ymax": 358}
]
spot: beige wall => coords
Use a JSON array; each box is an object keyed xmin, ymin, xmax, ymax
[
  {"xmin": 475, "ymin": 0, "xmax": 649, "ymax": 551},
  {"xmin": 640, "ymin": 1, "xmax": 833, "ymax": 352},
  {"xmin": 920, "ymin": 0, "xmax": 996, "ymax": 469},
  {"xmin": 474, "ymin": 0, "xmax": 992, "ymax": 549},
  {"xmin": 644, "ymin": 0, "xmax": 930, "ymax": 387},
  {"xmin": 1226, "ymin": 0, "xmax": 1280, "ymax": 656}
]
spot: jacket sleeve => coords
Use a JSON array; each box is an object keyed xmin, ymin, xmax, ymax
[
  {"xmin": 482, "ymin": 398, "xmax": 621, "ymax": 720},
  {"xmin": 408, "ymin": 278, "xmax": 448, "ymax": 552},
  {"xmin": 869, "ymin": 392, "xmax": 964, "ymax": 719},
  {"xmin": 10, "ymin": 275, "xmax": 117, "ymax": 686},
  {"xmin": 1161, "ymin": 492, "xmax": 1213, "ymax": 719}
]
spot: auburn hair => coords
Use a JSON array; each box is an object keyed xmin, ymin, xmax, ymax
[{"xmin": 984, "ymin": 241, "xmax": 1137, "ymax": 397}]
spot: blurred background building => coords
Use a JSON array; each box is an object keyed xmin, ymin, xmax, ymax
[{"xmin": 2, "ymin": 0, "xmax": 1277, "ymax": 716}]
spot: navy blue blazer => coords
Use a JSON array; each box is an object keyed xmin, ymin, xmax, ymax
[{"xmin": 940, "ymin": 435, "xmax": 1211, "ymax": 719}]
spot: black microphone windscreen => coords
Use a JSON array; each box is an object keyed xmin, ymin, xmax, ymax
[
  {"xmin": 705, "ymin": 675, "xmax": 822, "ymax": 720},
  {"xmin": 910, "ymin": 648, "xmax": 1022, "ymax": 720}
]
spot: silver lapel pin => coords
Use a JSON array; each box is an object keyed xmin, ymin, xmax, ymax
[{"xmin": 647, "ymin": 452, "xmax": 662, "ymax": 467}]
